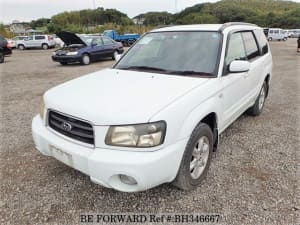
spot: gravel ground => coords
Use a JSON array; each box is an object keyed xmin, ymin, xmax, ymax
[{"xmin": 0, "ymin": 39, "xmax": 299, "ymax": 225}]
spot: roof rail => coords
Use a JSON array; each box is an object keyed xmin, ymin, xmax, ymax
[{"xmin": 219, "ymin": 22, "xmax": 258, "ymax": 32}]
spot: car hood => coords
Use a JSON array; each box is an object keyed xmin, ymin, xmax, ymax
[
  {"xmin": 56, "ymin": 31, "xmax": 86, "ymax": 46},
  {"xmin": 44, "ymin": 69, "xmax": 210, "ymax": 125}
]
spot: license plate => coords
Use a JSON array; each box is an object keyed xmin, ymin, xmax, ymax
[{"xmin": 50, "ymin": 146, "xmax": 73, "ymax": 167}]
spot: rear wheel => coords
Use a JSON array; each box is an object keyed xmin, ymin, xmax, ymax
[
  {"xmin": 172, "ymin": 123, "xmax": 213, "ymax": 191},
  {"xmin": 268, "ymin": 37, "xmax": 272, "ymax": 41},
  {"xmin": 0, "ymin": 52, "xmax": 4, "ymax": 63},
  {"xmin": 247, "ymin": 82, "xmax": 267, "ymax": 116},
  {"xmin": 81, "ymin": 54, "xmax": 90, "ymax": 65}
]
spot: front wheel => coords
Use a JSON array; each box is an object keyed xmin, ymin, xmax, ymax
[
  {"xmin": 247, "ymin": 82, "xmax": 267, "ymax": 116},
  {"xmin": 81, "ymin": 54, "xmax": 90, "ymax": 65},
  {"xmin": 42, "ymin": 44, "xmax": 48, "ymax": 50},
  {"xmin": 112, "ymin": 51, "xmax": 118, "ymax": 60},
  {"xmin": 18, "ymin": 45, "xmax": 25, "ymax": 50},
  {"xmin": 172, "ymin": 123, "xmax": 213, "ymax": 191}
]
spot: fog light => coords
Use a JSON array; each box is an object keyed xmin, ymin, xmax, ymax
[{"xmin": 119, "ymin": 175, "xmax": 137, "ymax": 185}]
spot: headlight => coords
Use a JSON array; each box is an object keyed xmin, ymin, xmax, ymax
[
  {"xmin": 66, "ymin": 51, "xmax": 78, "ymax": 56},
  {"xmin": 105, "ymin": 121, "xmax": 166, "ymax": 148},
  {"xmin": 40, "ymin": 97, "xmax": 45, "ymax": 120}
]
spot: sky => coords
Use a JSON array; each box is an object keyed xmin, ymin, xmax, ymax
[{"xmin": 0, "ymin": 0, "xmax": 221, "ymax": 24}]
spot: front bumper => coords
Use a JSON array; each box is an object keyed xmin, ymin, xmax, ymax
[
  {"xmin": 52, "ymin": 55, "xmax": 82, "ymax": 63},
  {"xmin": 32, "ymin": 115, "xmax": 187, "ymax": 192}
]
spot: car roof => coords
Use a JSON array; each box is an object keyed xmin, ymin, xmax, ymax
[{"xmin": 151, "ymin": 23, "xmax": 259, "ymax": 33}]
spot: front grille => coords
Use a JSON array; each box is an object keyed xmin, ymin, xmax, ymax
[{"xmin": 48, "ymin": 110, "xmax": 94, "ymax": 145}]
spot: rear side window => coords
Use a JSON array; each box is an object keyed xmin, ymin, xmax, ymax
[
  {"xmin": 241, "ymin": 32, "xmax": 260, "ymax": 60},
  {"xmin": 225, "ymin": 32, "xmax": 247, "ymax": 67},
  {"xmin": 35, "ymin": 36, "xmax": 45, "ymax": 40},
  {"xmin": 253, "ymin": 29, "xmax": 269, "ymax": 55},
  {"xmin": 102, "ymin": 37, "xmax": 114, "ymax": 45}
]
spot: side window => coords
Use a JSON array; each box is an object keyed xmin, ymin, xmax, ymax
[
  {"xmin": 253, "ymin": 29, "xmax": 269, "ymax": 55},
  {"xmin": 27, "ymin": 36, "xmax": 33, "ymax": 40},
  {"xmin": 92, "ymin": 38, "xmax": 103, "ymax": 46},
  {"xmin": 269, "ymin": 30, "xmax": 273, "ymax": 34},
  {"xmin": 102, "ymin": 37, "xmax": 114, "ymax": 45},
  {"xmin": 35, "ymin": 36, "xmax": 45, "ymax": 40},
  {"xmin": 241, "ymin": 32, "xmax": 260, "ymax": 60},
  {"xmin": 225, "ymin": 32, "xmax": 247, "ymax": 68}
]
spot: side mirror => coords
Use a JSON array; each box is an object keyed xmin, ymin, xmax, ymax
[
  {"xmin": 115, "ymin": 54, "xmax": 123, "ymax": 62},
  {"xmin": 229, "ymin": 60, "xmax": 250, "ymax": 73}
]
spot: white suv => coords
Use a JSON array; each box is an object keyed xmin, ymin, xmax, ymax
[
  {"xmin": 32, "ymin": 23, "xmax": 272, "ymax": 192},
  {"xmin": 17, "ymin": 35, "xmax": 56, "ymax": 50}
]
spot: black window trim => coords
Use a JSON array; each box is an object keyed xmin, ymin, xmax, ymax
[
  {"xmin": 222, "ymin": 29, "xmax": 261, "ymax": 76},
  {"xmin": 253, "ymin": 29, "xmax": 269, "ymax": 56}
]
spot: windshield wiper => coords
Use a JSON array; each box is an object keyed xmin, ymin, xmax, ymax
[
  {"xmin": 118, "ymin": 66, "xmax": 169, "ymax": 73},
  {"xmin": 171, "ymin": 70, "xmax": 214, "ymax": 76}
]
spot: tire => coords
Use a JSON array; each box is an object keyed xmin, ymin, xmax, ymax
[
  {"xmin": 60, "ymin": 62, "xmax": 68, "ymax": 65},
  {"xmin": 42, "ymin": 44, "xmax": 48, "ymax": 50},
  {"xmin": 81, "ymin": 54, "xmax": 90, "ymax": 65},
  {"xmin": 112, "ymin": 50, "xmax": 118, "ymax": 60},
  {"xmin": 0, "ymin": 52, "xmax": 4, "ymax": 63},
  {"xmin": 18, "ymin": 45, "xmax": 25, "ymax": 50},
  {"xmin": 283, "ymin": 37, "xmax": 287, "ymax": 41},
  {"xmin": 268, "ymin": 37, "xmax": 272, "ymax": 41},
  {"xmin": 172, "ymin": 123, "xmax": 213, "ymax": 191},
  {"xmin": 247, "ymin": 82, "xmax": 267, "ymax": 116}
]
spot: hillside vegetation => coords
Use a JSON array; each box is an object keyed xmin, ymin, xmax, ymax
[
  {"xmin": 174, "ymin": 0, "xmax": 300, "ymax": 28},
  {"xmin": 1, "ymin": 0, "xmax": 299, "ymax": 37}
]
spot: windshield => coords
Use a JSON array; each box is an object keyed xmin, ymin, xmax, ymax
[
  {"xmin": 115, "ymin": 31, "xmax": 222, "ymax": 76},
  {"xmin": 79, "ymin": 36, "xmax": 100, "ymax": 45}
]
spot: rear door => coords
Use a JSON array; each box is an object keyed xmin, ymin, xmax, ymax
[
  {"xmin": 102, "ymin": 36, "xmax": 116, "ymax": 57},
  {"xmin": 34, "ymin": 35, "xmax": 46, "ymax": 47},
  {"xmin": 240, "ymin": 31, "xmax": 263, "ymax": 101}
]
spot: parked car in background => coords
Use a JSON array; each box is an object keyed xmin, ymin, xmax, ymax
[
  {"xmin": 33, "ymin": 23, "xmax": 273, "ymax": 192},
  {"xmin": 290, "ymin": 29, "xmax": 300, "ymax": 38},
  {"xmin": 267, "ymin": 28, "xmax": 287, "ymax": 41},
  {"xmin": 52, "ymin": 32, "xmax": 124, "ymax": 65},
  {"xmin": 103, "ymin": 30, "xmax": 140, "ymax": 46},
  {"xmin": 6, "ymin": 36, "xmax": 28, "ymax": 48},
  {"xmin": 52, "ymin": 34, "xmax": 65, "ymax": 48},
  {"xmin": 17, "ymin": 35, "xmax": 56, "ymax": 50},
  {"xmin": 0, "ymin": 35, "xmax": 12, "ymax": 63}
]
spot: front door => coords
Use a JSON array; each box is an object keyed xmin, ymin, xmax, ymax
[{"xmin": 220, "ymin": 32, "xmax": 251, "ymax": 129}]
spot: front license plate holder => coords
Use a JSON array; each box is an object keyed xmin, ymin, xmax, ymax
[{"xmin": 50, "ymin": 146, "xmax": 73, "ymax": 167}]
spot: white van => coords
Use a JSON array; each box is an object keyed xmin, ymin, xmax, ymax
[{"xmin": 268, "ymin": 28, "xmax": 287, "ymax": 41}]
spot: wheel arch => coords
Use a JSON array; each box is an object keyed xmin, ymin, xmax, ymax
[{"xmin": 264, "ymin": 74, "xmax": 271, "ymax": 98}]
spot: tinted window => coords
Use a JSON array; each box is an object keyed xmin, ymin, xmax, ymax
[
  {"xmin": 241, "ymin": 32, "xmax": 260, "ymax": 60},
  {"xmin": 225, "ymin": 32, "xmax": 247, "ymax": 67},
  {"xmin": 254, "ymin": 29, "xmax": 269, "ymax": 55},
  {"xmin": 35, "ymin": 36, "xmax": 45, "ymax": 40},
  {"xmin": 102, "ymin": 37, "xmax": 114, "ymax": 45}
]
